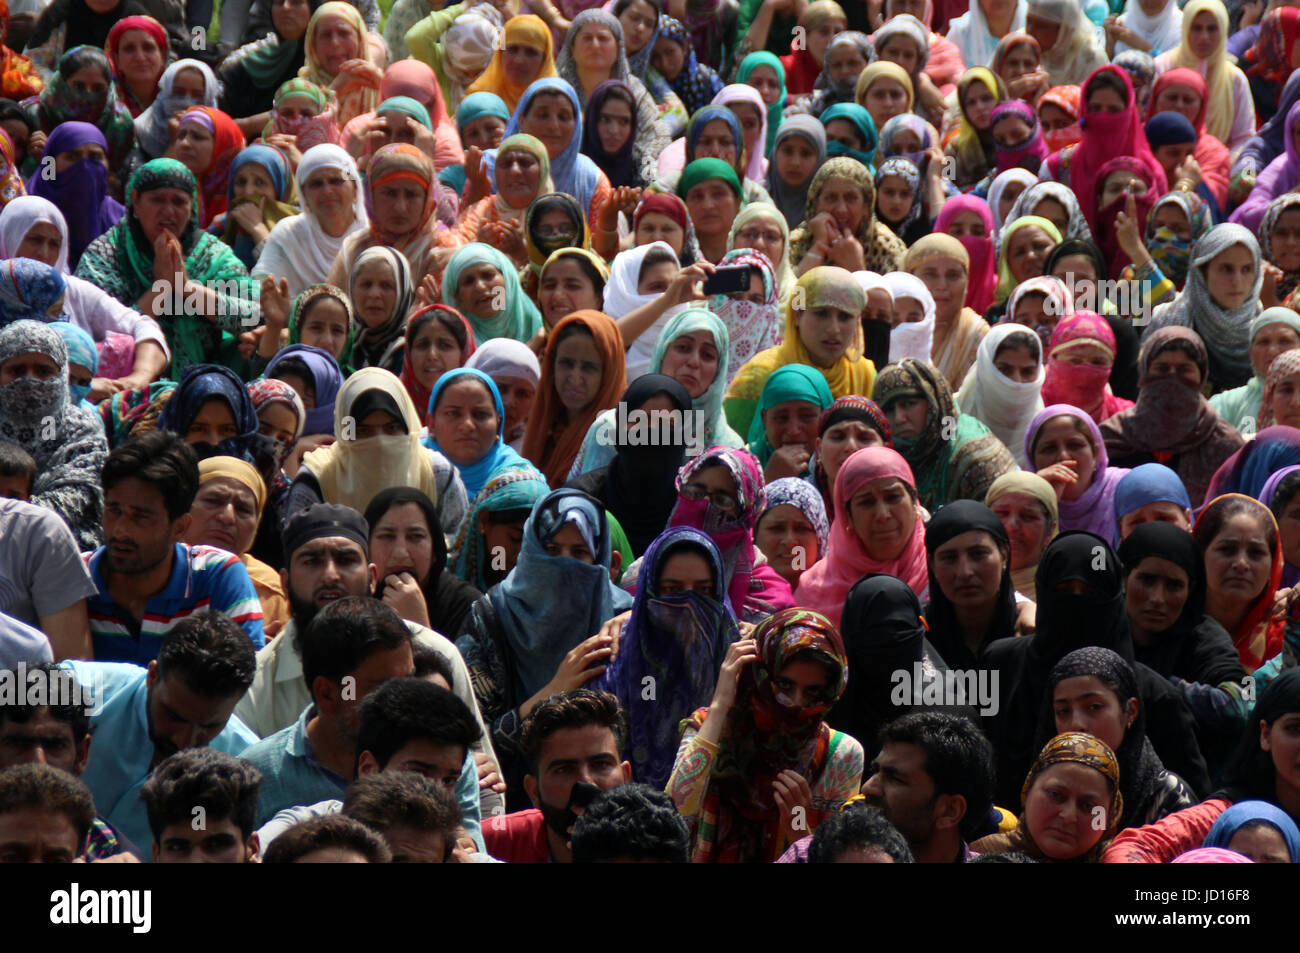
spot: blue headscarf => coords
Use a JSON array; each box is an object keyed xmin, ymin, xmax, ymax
[
  {"xmin": 157, "ymin": 363, "xmax": 259, "ymax": 462},
  {"xmin": 759, "ymin": 476, "xmax": 830, "ymax": 556},
  {"xmin": 1203, "ymin": 800, "xmax": 1300, "ymax": 861},
  {"xmin": 488, "ymin": 487, "xmax": 634, "ymax": 699},
  {"xmin": 1201, "ymin": 425, "xmax": 1300, "ymax": 505},
  {"xmin": 442, "ymin": 91, "xmax": 512, "ymax": 196},
  {"xmin": 820, "ymin": 102, "xmax": 878, "ymax": 174},
  {"xmin": 658, "ymin": 16, "xmax": 722, "ymax": 114},
  {"xmin": 450, "ymin": 465, "xmax": 550, "ymax": 591},
  {"xmin": 265, "ymin": 343, "xmax": 343, "ymax": 436},
  {"xmin": 0, "ymin": 258, "xmax": 67, "ymax": 324},
  {"xmin": 1113, "ymin": 463, "xmax": 1193, "ymax": 529},
  {"xmin": 49, "ymin": 321, "xmax": 97, "ymax": 405},
  {"xmin": 686, "ymin": 105, "xmax": 741, "ymax": 163},
  {"xmin": 424, "ymin": 367, "xmax": 531, "ymax": 501},
  {"xmin": 488, "ymin": 78, "xmax": 602, "ymax": 218},
  {"xmin": 226, "ymin": 144, "xmax": 292, "ymax": 206},
  {"xmin": 591, "ymin": 525, "xmax": 738, "ymax": 788}
]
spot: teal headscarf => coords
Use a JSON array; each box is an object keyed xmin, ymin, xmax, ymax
[
  {"xmin": 820, "ymin": 102, "xmax": 878, "ymax": 174},
  {"xmin": 450, "ymin": 465, "xmax": 551, "ymax": 591},
  {"xmin": 649, "ymin": 306, "xmax": 744, "ymax": 452},
  {"xmin": 443, "ymin": 92, "xmax": 511, "ymax": 196},
  {"xmin": 735, "ymin": 52, "xmax": 787, "ymax": 157},
  {"xmin": 441, "ymin": 243, "xmax": 544, "ymax": 347},
  {"xmin": 677, "ymin": 157, "xmax": 743, "ymax": 199},
  {"xmin": 746, "ymin": 362, "xmax": 834, "ymax": 467},
  {"xmin": 377, "ymin": 96, "xmax": 432, "ymax": 130}
]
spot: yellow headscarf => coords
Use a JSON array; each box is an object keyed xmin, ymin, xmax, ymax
[
  {"xmin": 300, "ymin": 2, "xmax": 371, "ymax": 87},
  {"xmin": 1168, "ymin": 0, "xmax": 1234, "ymax": 145},
  {"xmin": 466, "ymin": 14, "xmax": 557, "ymax": 114},
  {"xmin": 995, "ymin": 215, "xmax": 1062, "ymax": 303},
  {"xmin": 855, "ymin": 61, "xmax": 915, "ymax": 113},
  {"xmin": 197, "ymin": 456, "xmax": 268, "ymax": 535},
  {"xmin": 985, "ymin": 469, "xmax": 1058, "ymax": 600},
  {"xmin": 302, "ymin": 367, "xmax": 440, "ymax": 513},
  {"xmin": 950, "ymin": 67, "xmax": 1006, "ymax": 172}
]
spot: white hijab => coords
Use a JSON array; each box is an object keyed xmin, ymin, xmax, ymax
[
  {"xmin": 987, "ymin": 168, "xmax": 1039, "ymax": 231},
  {"xmin": 267, "ymin": 144, "xmax": 369, "ymax": 291},
  {"xmin": 1117, "ymin": 0, "xmax": 1184, "ymax": 58},
  {"xmin": 949, "ymin": 0, "xmax": 1027, "ymax": 68},
  {"xmin": 883, "ymin": 272, "xmax": 936, "ymax": 364},
  {"xmin": 955, "ymin": 322, "xmax": 1045, "ymax": 467},
  {"xmin": 134, "ymin": 59, "xmax": 221, "ymax": 158},
  {"xmin": 0, "ymin": 196, "xmax": 69, "ymax": 273},
  {"xmin": 604, "ymin": 241, "xmax": 685, "ymax": 381}
]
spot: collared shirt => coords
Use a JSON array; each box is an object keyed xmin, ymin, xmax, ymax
[
  {"xmin": 84, "ymin": 543, "xmax": 264, "ymax": 665},
  {"xmin": 483, "ymin": 809, "xmax": 551, "ymax": 864},
  {"xmin": 61, "ymin": 659, "xmax": 259, "ymax": 857}
]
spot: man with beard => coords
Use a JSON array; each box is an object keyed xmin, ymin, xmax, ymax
[
  {"xmin": 484, "ymin": 690, "xmax": 632, "ymax": 864},
  {"xmin": 59, "ymin": 611, "xmax": 258, "ymax": 855},
  {"xmin": 233, "ymin": 503, "xmax": 503, "ymax": 817},
  {"xmin": 859, "ymin": 711, "xmax": 996, "ymax": 863},
  {"xmin": 84, "ymin": 431, "xmax": 264, "ymax": 664}
]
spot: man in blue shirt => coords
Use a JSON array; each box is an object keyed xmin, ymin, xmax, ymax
[
  {"xmin": 86, "ymin": 431, "xmax": 263, "ymax": 665},
  {"xmin": 62, "ymin": 611, "xmax": 259, "ymax": 855}
]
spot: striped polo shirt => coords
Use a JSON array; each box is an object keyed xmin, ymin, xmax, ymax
[{"xmin": 83, "ymin": 543, "xmax": 265, "ymax": 664}]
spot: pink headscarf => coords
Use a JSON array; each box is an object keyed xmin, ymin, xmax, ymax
[
  {"xmin": 935, "ymin": 194, "xmax": 997, "ymax": 314},
  {"xmin": 793, "ymin": 446, "xmax": 928, "ymax": 630},
  {"xmin": 1041, "ymin": 311, "xmax": 1133, "ymax": 424},
  {"xmin": 1048, "ymin": 65, "xmax": 1166, "ymax": 235}
]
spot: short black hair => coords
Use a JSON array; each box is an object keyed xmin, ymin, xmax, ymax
[
  {"xmin": 571, "ymin": 784, "xmax": 688, "ymax": 863},
  {"xmin": 342, "ymin": 773, "xmax": 461, "ymax": 860},
  {"xmin": 139, "ymin": 749, "xmax": 263, "ymax": 843},
  {"xmin": 0, "ymin": 763, "xmax": 96, "ymax": 848},
  {"xmin": 356, "ymin": 677, "xmax": 480, "ymax": 772},
  {"xmin": 521, "ymin": 690, "xmax": 627, "ymax": 774},
  {"xmin": 411, "ymin": 643, "xmax": 455, "ymax": 685},
  {"xmin": 0, "ymin": 663, "xmax": 89, "ymax": 745},
  {"xmin": 261, "ymin": 814, "xmax": 392, "ymax": 863},
  {"xmin": 876, "ymin": 711, "xmax": 995, "ymax": 841},
  {"xmin": 0, "ymin": 441, "xmax": 35, "ymax": 488},
  {"xmin": 102, "ymin": 430, "xmax": 200, "ymax": 520},
  {"xmin": 299, "ymin": 596, "xmax": 411, "ymax": 698},
  {"xmin": 156, "ymin": 611, "xmax": 257, "ymax": 699},
  {"xmin": 808, "ymin": 805, "xmax": 913, "ymax": 863}
]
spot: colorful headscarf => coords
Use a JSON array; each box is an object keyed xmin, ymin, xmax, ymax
[
  {"xmin": 994, "ymin": 215, "xmax": 1062, "ymax": 303},
  {"xmin": 0, "ymin": 257, "xmax": 64, "ymax": 324},
  {"xmin": 1024, "ymin": 403, "xmax": 1128, "ymax": 541},
  {"xmin": 935, "ymin": 194, "xmax": 997, "ymax": 313},
  {"xmin": 449, "ymin": 465, "xmax": 550, "ymax": 590},
  {"xmin": 176, "ymin": 105, "xmax": 245, "ymax": 226},
  {"xmin": 746, "ymin": 363, "xmax": 833, "ymax": 468},
  {"xmin": 657, "ymin": 16, "xmax": 723, "ymax": 115},
  {"xmin": 1039, "ymin": 83, "xmax": 1082, "ymax": 152},
  {"xmin": 133, "ymin": 59, "xmax": 220, "ymax": 159},
  {"xmin": 465, "ymin": 14, "xmax": 557, "ymax": 113},
  {"xmin": 1018, "ymin": 731, "xmax": 1123, "ymax": 859},
  {"xmin": 735, "ymin": 52, "xmax": 787, "ymax": 156}
]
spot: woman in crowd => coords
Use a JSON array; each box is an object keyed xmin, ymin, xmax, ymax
[
  {"xmin": 442, "ymin": 241, "xmax": 543, "ymax": 348},
  {"xmin": 765, "ymin": 114, "xmax": 824, "ymax": 232},
  {"xmin": 789, "ymin": 157, "xmax": 908, "ymax": 276},
  {"xmin": 808, "ymin": 395, "xmax": 893, "ymax": 513},
  {"xmin": 1025, "ymin": 404, "xmax": 1128, "ymax": 540},
  {"xmin": 746, "ymin": 364, "xmax": 833, "ymax": 480},
  {"xmin": 956, "ymin": 322, "xmax": 1044, "ymax": 468},
  {"xmin": 945, "ymin": 0, "xmax": 1027, "ymax": 70},
  {"xmin": 652, "ymin": 15, "xmax": 723, "ymax": 116},
  {"xmin": 104, "ymin": 14, "xmax": 166, "ymax": 118},
  {"xmin": 1113, "ymin": 462, "xmax": 1193, "ymax": 540},
  {"xmin": 0, "ymin": 319, "xmax": 107, "ymax": 549},
  {"xmin": 458, "ymin": 132, "xmax": 551, "ymax": 259},
  {"xmin": 1040, "ymin": 311, "xmax": 1130, "ymax": 427},
  {"xmin": 985, "ymin": 470, "xmax": 1058, "ymax": 601},
  {"xmin": 218, "ymin": 0, "xmax": 318, "ymax": 118},
  {"xmin": 971, "ymin": 731, "xmax": 1124, "ymax": 861},
  {"xmin": 76, "ymin": 158, "xmax": 256, "ymax": 377},
  {"xmin": 132, "ymin": 59, "xmax": 221, "ymax": 169},
  {"xmin": 398, "ymin": 302, "xmax": 474, "ymax": 415},
  {"xmin": 1209, "ymin": 309, "xmax": 1300, "ymax": 432},
  {"xmin": 1193, "ymin": 493, "xmax": 1285, "ymax": 673},
  {"xmin": 754, "ymin": 477, "xmax": 828, "ymax": 593},
  {"xmin": 906, "ymin": 234, "xmax": 986, "ymax": 388},
  {"xmin": 425, "ymin": 366, "xmax": 534, "ymax": 502},
  {"xmin": 593, "ymin": 525, "xmax": 738, "ymax": 788},
  {"xmin": 290, "ymin": 366, "xmax": 468, "ymax": 536},
  {"xmin": 945, "ymin": 67, "xmax": 1004, "ymax": 192},
  {"xmin": 667, "ymin": 607, "xmax": 862, "ymax": 864},
  {"xmin": 464, "ymin": 13, "xmax": 557, "ymax": 115},
  {"xmin": 170, "ymin": 105, "xmax": 246, "ymax": 227},
  {"xmin": 449, "ymin": 465, "xmax": 549, "ymax": 592},
  {"xmin": 992, "ymin": 30, "xmax": 1047, "ymax": 104},
  {"xmin": 26, "ymin": 46, "xmax": 133, "ymax": 176},
  {"xmin": 1102, "ymin": 327, "xmax": 1244, "ymax": 508},
  {"xmin": 364, "ymin": 485, "xmax": 482, "ymax": 639},
  {"xmin": 1230, "ymin": 102, "xmax": 1300, "ymax": 233},
  {"xmin": 455, "ymin": 486, "xmax": 634, "ymax": 806},
  {"xmin": 344, "ymin": 245, "xmax": 412, "ymax": 374},
  {"xmin": 734, "ymin": 51, "xmax": 785, "ymax": 156},
  {"xmin": 297, "ymin": 1, "xmax": 380, "ymax": 127},
  {"xmin": 24, "ymin": 121, "xmax": 123, "ymax": 270},
  {"xmin": 933, "ymin": 194, "xmax": 997, "ymax": 314},
  {"xmin": 220, "ymin": 144, "xmax": 297, "ymax": 271},
  {"xmin": 1024, "ymin": 0, "xmax": 1106, "ymax": 87},
  {"xmin": 922, "ymin": 498, "xmax": 1019, "ymax": 670},
  {"xmin": 156, "ymin": 363, "xmax": 259, "ymax": 465},
  {"xmin": 711, "ymin": 245, "xmax": 785, "ymax": 371},
  {"xmin": 873, "ymin": 357, "xmax": 1016, "ymax": 511},
  {"xmin": 1147, "ymin": 67, "xmax": 1230, "ymax": 212}
]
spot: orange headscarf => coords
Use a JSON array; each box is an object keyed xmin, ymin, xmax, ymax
[
  {"xmin": 522, "ymin": 309, "xmax": 627, "ymax": 487},
  {"xmin": 466, "ymin": 14, "xmax": 557, "ymax": 114}
]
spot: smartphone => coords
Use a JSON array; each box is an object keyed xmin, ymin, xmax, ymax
[{"xmin": 702, "ymin": 265, "xmax": 753, "ymax": 296}]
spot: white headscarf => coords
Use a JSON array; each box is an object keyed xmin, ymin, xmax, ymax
[
  {"xmin": 442, "ymin": 10, "xmax": 502, "ymax": 106},
  {"xmin": 948, "ymin": 0, "xmax": 1027, "ymax": 68},
  {"xmin": 604, "ymin": 241, "xmax": 685, "ymax": 381},
  {"xmin": 0, "ymin": 196, "xmax": 69, "ymax": 273},
  {"xmin": 956, "ymin": 322, "xmax": 1045, "ymax": 467},
  {"xmin": 133, "ymin": 59, "xmax": 221, "ymax": 158},
  {"xmin": 1027, "ymin": 0, "xmax": 1108, "ymax": 86},
  {"xmin": 712, "ymin": 83, "xmax": 770, "ymax": 183},
  {"xmin": 987, "ymin": 168, "xmax": 1039, "ymax": 231},
  {"xmin": 1117, "ymin": 0, "xmax": 1184, "ymax": 59},
  {"xmin": 465, "ymin": 337, "xmax": 542, "ymax": 387},
  {"xmin": 262, "ymin": 144, "xmax": 369, "ymax": 294},
  {"xmin": 883, "ymin": 271, "xmax": 935, "ymax": 363}
]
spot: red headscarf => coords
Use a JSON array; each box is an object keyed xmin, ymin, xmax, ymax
[
  {"xmin": 1245, "ymin": 6, "xmax": 1300, "ymax": 95},
  {"xmin": 177, "ymin": 106, "xmax": 246, "ymax": 227},
  {"xmin": 106, "ymin": 15, "xmax": 168, "ymax": 117},
  {"xmin": 1039, "ymin": 84, "xmax": 1081, "ymax": 152},
  {"xmin": 1049, "ymin": 65, "xmax": 1165, "ymax": 234},
  {"xmin": 400, "ymin": 304, "xmax": 476, "ymax": 413},
  {"xmin": 934, "ymin": 194, "xmax": 997, "ymax": 314},
  {"xmin": 1094, "ymin": 155, "xmax": 1160, "ymax": 278},
  {"xmin": 1041, "ymin": 310, "xmax": 1132, "ymax": 424},
  {"xmin": 1147, "ymin": 67, "xmax": 1230, "ymax": 209}
]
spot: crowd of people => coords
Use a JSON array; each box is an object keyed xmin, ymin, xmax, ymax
[{"xmin": 4, "ymin": 0, "xmax": 1300, "ymax": 867}]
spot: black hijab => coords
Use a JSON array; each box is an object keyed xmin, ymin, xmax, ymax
[
  {"xmin": 569, "ymin": 374, "xmax": 692, "ymax": 556},
  {"xmin": 28, "ymin": 0, "xmax": 148, "ymax": 52},
  {"xmin": 364, "ymin": 486, "xmax": 481, "ymax": 638},
  {"xmin": 922, "ymin": 500, "xmax": 1018, "ymax": 671},
  {"xmin": 1118, "ymin": 522, "xmax": 1246, "ymax": 688},
  {"xmin": 1216, "ymin": 668, "xmax": 1300, "ymax": 807}
]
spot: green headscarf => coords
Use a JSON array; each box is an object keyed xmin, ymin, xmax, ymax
[
  {"xmin": 288, "ymin": 283, "xmax": 356, "ymax": 375},
  {"xmin": 735, "ymin": 52, "xmax": 787, "ymax": 157},
  {"xmin": 648, "ymin": 306, "xmax": 744, "ymax": 452},
  {"xmin": 819, "ymin": 102, "xmax": 878, "ymax": 174},
  {"xmin": 377, "ymin": 95, "xmax": 432, "ymax": 130},
  {"xmin": 677, "ymin": 157, "xmax": 743, "ymax": 200},
  {"xmin": 746, "ymin": 363, "xmax": 834, "ymax": 467},
  {"xmin": 606, "ymin": 510, "xmax": 633, "ymax": 583},
  {"xmin": 274, "ymin": 77, "xmax": 328, "ymax": 111},
  {"xmin": 441, "ymin": 242, "xmax": 544, "ymax": 347},
  {"xmin": 449, "ymin": 465, "xmax": 551, "ymax": 591}
]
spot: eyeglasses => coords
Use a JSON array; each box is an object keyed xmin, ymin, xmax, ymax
[
  {"xmin": 535, "ymin": 224, "xmax": 577, "ymax": 240},
  {"xmin": 737, "ymin": 228, "xmax": 783, "ymax": 245},
  {"xmin": 681, "ymin": 482, "xmax": 739, "ymax": 512}
]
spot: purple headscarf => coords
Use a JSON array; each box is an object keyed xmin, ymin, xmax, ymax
[
  {"xmin": 1230, "ymin": 100, "xmax": 1300, "ymax": 232},
  {"xmin": 990, "ymin": 99, "xmax": 1048, "ymax": 175},
  {"xmin": 264, "ymin": 343, "xmax": 343, "ymax": 436},
  {"xmin": 1261, "ymin": 462, "xmax": 1300, "ymax": 587},
  {"xmin": 25, "ymin": 121, "xmax": 124, "ymax": 268},
  {"xmin": 1025, "ymin": 404, "xmax": 1130, "ymax": 544}
]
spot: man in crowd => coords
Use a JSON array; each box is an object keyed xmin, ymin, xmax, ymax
[
  {"xmin": 0, "ymin": 763, "xmax": 97, "ymax": 863},
  {"xmin": 139, "ymin": 748, "xmax": 262, "ymax": 863},
  {"xmin": 86, "ymin": 432, "xmax": 263, "ymax": 664},
  {"xmin": 571, "ymin": 784, "xmax": 690, "ymax": 863},
  {"xmin": 342, "ymin": 772, "xmax": 463, "ymax": 863}
]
